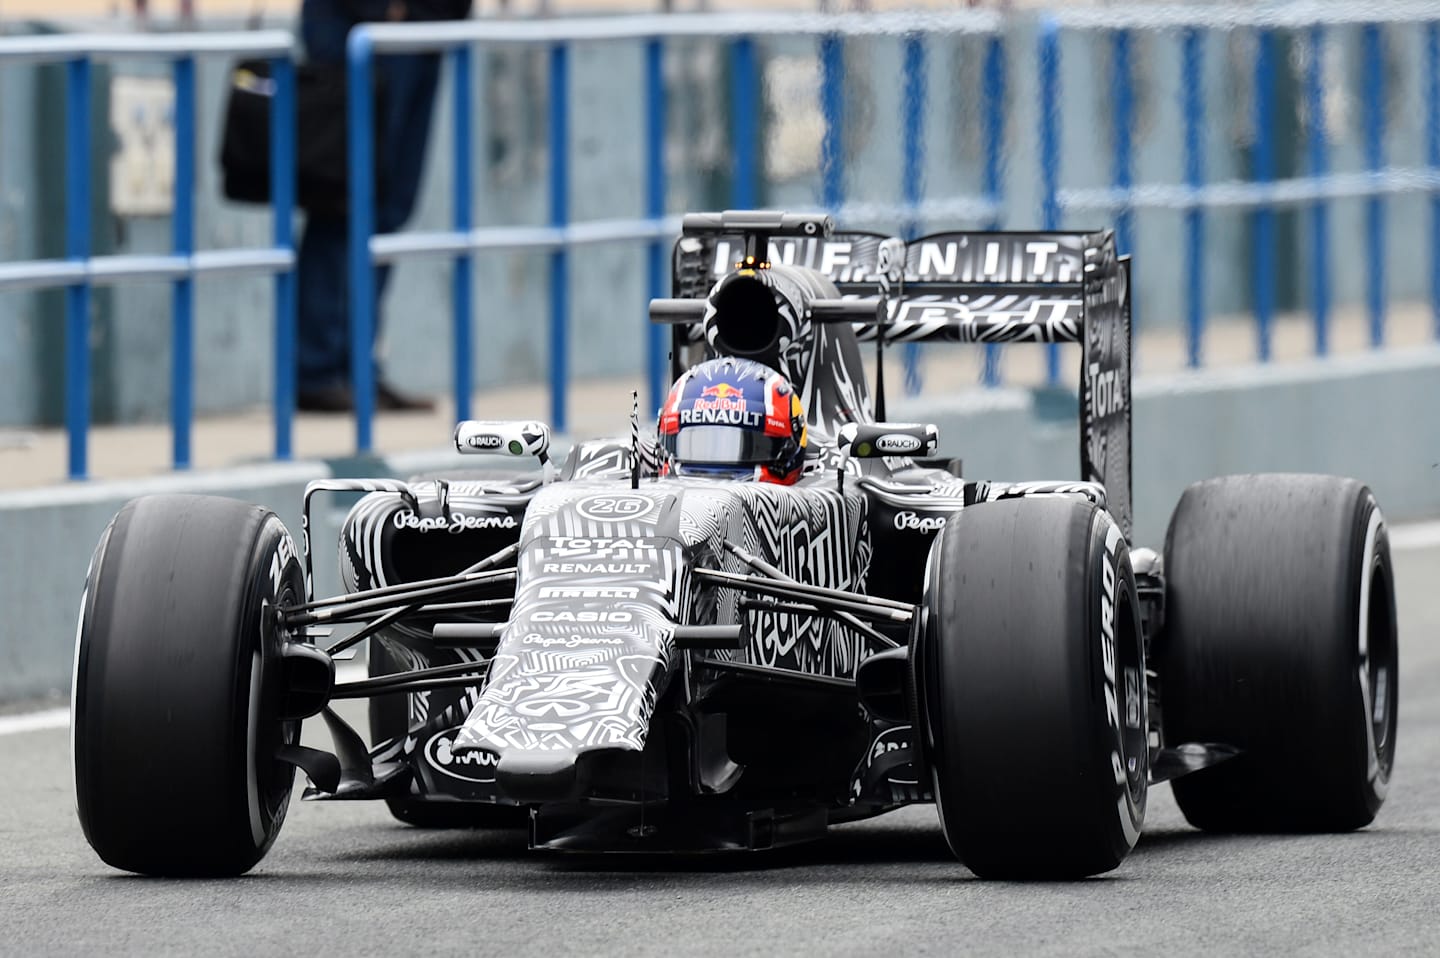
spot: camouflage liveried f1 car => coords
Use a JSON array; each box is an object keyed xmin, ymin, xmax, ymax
[{"xmin": 72, "ymin": 211, "xmax": 1398, "ymax": 879}]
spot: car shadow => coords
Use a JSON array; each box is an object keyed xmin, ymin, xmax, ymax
[{"xmin": 294, "ymin": 815, "xmax": 1139, "ymax": 890}]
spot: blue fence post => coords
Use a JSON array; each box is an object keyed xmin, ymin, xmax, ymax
[
  {"xmin": 901, "ymin": 32, "xmax": 925, "ymax": 398},
  {"xmin": 548, "ymin": 43, "xmax": 569, "ymax": 434},
  {"xmin": 820, "ymin": 33, "xmax": 844, "ymax": 211},
  {"xmin": 1363, "ymin": 23, "xmax": 1387, "ymax": 348},
  {"xmin": 731, "ymin": 37, "xmax": 757, "ymax": 209},
  {"xmin": 1305, "ymin": 24, "xmax": 1330, "ymax": 356},
  {"xmin": 1430, "ymin": 21, "xmax": 1440, "ymax": 340},
  {"xmin": 272, "ymin": 55, "xmax": 297, "ymax": 461},
  {"xmin": 1182, "ymin": 27, "xmax": 1206, "ymax": 369},
  {"xmin": 982, "ymin": 33, "xmax": 1006, "ymax": 387},
  {"xmin": 64, "ymin": 56, "xmax": 92, "ymax": 481},
  {"xmin": 1111, "ymin": 28, "xmax": 1134, "ymax": 260},
  {"xmin": 646, "ymin": 37, "xmax": 668, "ymax": 415},
  {"xmin": 452, "ymin": 45, "xmax": 473, "ymax": 423},
  {"xmin": 347, "ymin": 28, "xmax": 378, "ymax": 453},
  {"xmin": 1253, "ymin": 27, "xmax": 1276, "ymax": 363},
  {"xmin": 171, "ymin": 55, "xmax": 196, "ymax": 471},
  {"xmin": 1039, "ymin": 18, "xmax": 1061, "ymax": 384}
]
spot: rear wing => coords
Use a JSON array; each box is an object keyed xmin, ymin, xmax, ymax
[{"xmin": 671, "ymin": 218, "xmax": 1133, "ymax": 539}]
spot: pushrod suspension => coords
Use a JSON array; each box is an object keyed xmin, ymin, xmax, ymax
[
  {"xmin": 722, "ymin": 540, "xmax": 902, "ymax": 648},
  {"xmin": 330, "ymin": 674, "xmax": 494, "ymax": 700},
  {"xmin": 285, "ymin": 542, "xmax": 519, "ymax": 615},
  {"xmin": 695, "ymin": 568, "xmax": 913, "ymax": 624},
  {"xmin": 284, "ymin": 569, "xmax": 516, "ymax": 627},
  {"xmin": 331, "ymin": 658, "xmax": 491, "ymax": 699},
  {"xmin": 322, "ymin": 597, "xmax": 512, "ymax": 657}
]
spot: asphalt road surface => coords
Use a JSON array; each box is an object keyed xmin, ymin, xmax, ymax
[{"xmin": 4, "ymin": 537, "xmax": 1439, "ymax": 956}]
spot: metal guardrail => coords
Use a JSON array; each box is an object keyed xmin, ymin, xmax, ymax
[
  {"xmin": 0, "ymin": 31, "xmax": 297, "ymax": 480},
  {"xmin": 345, "ymin": 11, "xmax": 1010, "ymax": 449},
  {"xmin": 347, "ymin": 4, "xmax": 1440, "ymax": 453},
  {"xmin": 4, "ymin": 4, "xmax": 1440, "ymax": 477},
  {"xmin": 1042, "ymin": 9, "xmax": 1440, "ymax": 371}
]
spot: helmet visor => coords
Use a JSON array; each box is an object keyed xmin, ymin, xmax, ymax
[{"xmin": 670, "ymin": 425, "xmax": 790, "ymax": 466}]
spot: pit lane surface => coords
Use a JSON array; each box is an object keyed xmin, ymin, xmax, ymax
[{"xmin": 4, "ymin": 536, "xmax": 1440, "ymax": 956}]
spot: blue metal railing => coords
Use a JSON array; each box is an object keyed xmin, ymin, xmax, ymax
[
  {"xmin": 7, "ymin": 4, "xmax": 1440, "ymax": 477},
  {"xmin": 346, "ymin": 4, "xmax": 1440, "ymax": 443},
  {"xmin": 344, "ymin": 11, "xmax": 1005, "ymax": 454},
  {"xmin": 0, "ymin": 32, "xmax": 297, "ymax": 480},
  {"xmin": 1050, "ymin": 4, "xmax": 1440, "ymax": 371}
]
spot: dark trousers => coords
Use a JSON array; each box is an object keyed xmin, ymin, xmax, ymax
[{"xmin": 296, "ymin": 0, "xmax": 441, "ymax": 390}]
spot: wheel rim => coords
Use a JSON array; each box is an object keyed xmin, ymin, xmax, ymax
[
  {"xmin": 1358, "ymin": 515, "xmax": 1397, "ymax": 796},
  {"xmin": 1115, "ymin": 581, "xmax": 1149, "ymax": 807},
  {"xmin": 248, "ymin": 569, "xmax": 301, "ymax": 848}
]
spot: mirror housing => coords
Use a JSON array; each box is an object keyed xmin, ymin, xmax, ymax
[
  {"xmin": 837, "ymin": 422, "xmax": 939, "ymax": 459},
  {"xmin": 454, "ymin": 420, "xmax": 552, "ymax": 462}
]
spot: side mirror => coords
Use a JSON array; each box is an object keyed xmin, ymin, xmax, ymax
[
  {"xmin": 454, "ymin": 420, "xmax": 551, "ymax": 462},
  {"xmin": 835, "ymin": 422, "xmax": 938, "ymax": 491},
  {"xmin": 837, "ymin": 422, "xmax": 939, "ymax": 459}
]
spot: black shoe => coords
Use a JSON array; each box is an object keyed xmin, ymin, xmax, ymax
[
  {"xmin": 297, "ymin": 385, "xmax": 354, "ymax": 413},
  {"xmin": 377, "ymin": 381, "xmax": 436, "ymax": 413}
]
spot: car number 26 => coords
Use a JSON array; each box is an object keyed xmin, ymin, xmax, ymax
[{"xmin": 575, "ymin": 495, "xmax": 651, "ymax": 522}]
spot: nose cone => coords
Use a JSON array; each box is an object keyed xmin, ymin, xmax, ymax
[{"xmin": 450, "ymin": 483, "xmax": 693, "ymax": 800}]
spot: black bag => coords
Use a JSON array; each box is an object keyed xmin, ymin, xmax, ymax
[{"xmin": 219, "ymin": 58, "xmax": 380, "ymax": 218}]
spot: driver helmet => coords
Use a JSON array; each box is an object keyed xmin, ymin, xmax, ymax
[{"xmin": 658, "ymin": 357, "xmax": 808, "ymax": 485}]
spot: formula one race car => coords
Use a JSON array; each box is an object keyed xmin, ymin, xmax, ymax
[{"xmin": 72, "ymin": 211, "xmax": 1398, "ymax": 879}]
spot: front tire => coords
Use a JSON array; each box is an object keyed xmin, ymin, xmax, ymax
[
  {"xmin": 73, "ymin": 495, "xmax": 304, "ymax": 876},
  {"xmin": 918, "ymin": 498, "xmax": 1148, "ymax": 879},
  {"xmin": 1159, "ymin": 474, "xmax": 1398, "ymax": 832}
]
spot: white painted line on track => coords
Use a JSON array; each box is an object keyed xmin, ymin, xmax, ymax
[
  {"xmin": 1390, "ymin": 519, "xmax": 1440, "ymax": 551},
  {"xmin": 0, "ymin": 707, "xmax": 68, "ymax": 738}
]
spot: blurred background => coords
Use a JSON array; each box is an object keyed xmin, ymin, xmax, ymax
[{"xmin": 0, "ymin": 0, "xmax": 1436, "ymax": 504}]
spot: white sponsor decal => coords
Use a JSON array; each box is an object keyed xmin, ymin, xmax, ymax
[
  {"xmin": 529, "ymin": 610, "xmax": 633, "ymax": 623},
  {"xmin": 521, "ymin": 634, "xmax": 625, "ymax": 648},
  {"xmin": 678, "ymin": 407, "xmax": 763, "ymax": 426},
  {"xmin": 541, "ymin": 562, "xmax": 652, "ymax": 574},
  {"xmin": 893, "ymin": 511, "xmax": 948, "ymax": 533},
  {"xmin": 573, "ymin": 495, "xmax": 652, "ymax": 523},
  {"xmin": 1099, "ymin": 522, "xmax": 1123, "ymax": 783},
  {"xmin": 537, "ymin": 586, "xmax": 640, "ymax": 600},
  {"xmin": 269, "ymin": 532, "xmax": 297, "ymax": 594},
  {"xmin": 875, "ymin": 434, "xmax": 923, "ymax": 454},
  {"xmin": 424, "ymin": 729, "xmax": 498, "ymax": 783},
  {"xmin": 393, "ymin": 512, "xmax": 518, "ymax": 533},
  {"xmin": 866, "ymin": 726, "xmax": 918, "ymax": 786},
  {"xmin": 1088, "ymin": 362, "xmax": 1124, "ymax": 419},
  {"xmin": 545, "ymin": 537, "xmax": 663, "ymax": 560},
  {"xmin": 465, "ymin": 433, "xmax": 503, "ymax": 450}
]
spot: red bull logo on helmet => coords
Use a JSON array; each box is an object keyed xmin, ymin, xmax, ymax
[
  {"xmin": 693, "ymin": 379, "xmax": 750, "ymax": 415},
  {"xmin": 701, "ymin": 382, "xmax": 744, "ymax": 400},
  {"xmin": 679, "ymin": 406, "xmax": 763, "ymax": 426}
]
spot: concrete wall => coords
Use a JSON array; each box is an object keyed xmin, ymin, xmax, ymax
[
  {"xmin": 0, "ymin": 461, "xmax": 329, "ymax": 704},
  {"xmin": 4, "ymin": 347, "xmax": 1437, "ymax": 705}
]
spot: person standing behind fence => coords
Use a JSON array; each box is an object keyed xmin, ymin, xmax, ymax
[{"xmin": 295, "ymin": 0, "xmax": 471, "ymax": 412}]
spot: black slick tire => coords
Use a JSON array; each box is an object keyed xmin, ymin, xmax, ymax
[
  {"xmin": 73, "ymin": 494, "xmax": 304, "ymax": 876},
  {"xmin": 918, "ymin": 498, "xmax": 1149, "ymax": 879},
  {"xmin": 1160, "ymin": 474, "xmax": 1398, "ymax": 832}
]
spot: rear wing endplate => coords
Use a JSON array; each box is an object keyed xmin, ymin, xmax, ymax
[{"xmin": 672, "ymin": 221, "xmax": 1133, "ymax": 539}]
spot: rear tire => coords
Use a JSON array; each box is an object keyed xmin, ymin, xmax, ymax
[
  {"xmin": 1160, "ymin": 474, "xmax": 1398, "ymax": 832},
  {"xmin": 73, "ymin": 495, "xmax": 304, "ymax": 876},
  {"xmin": 917, "ymin": 498, "xmax": 1149, "ymax": 879}
]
